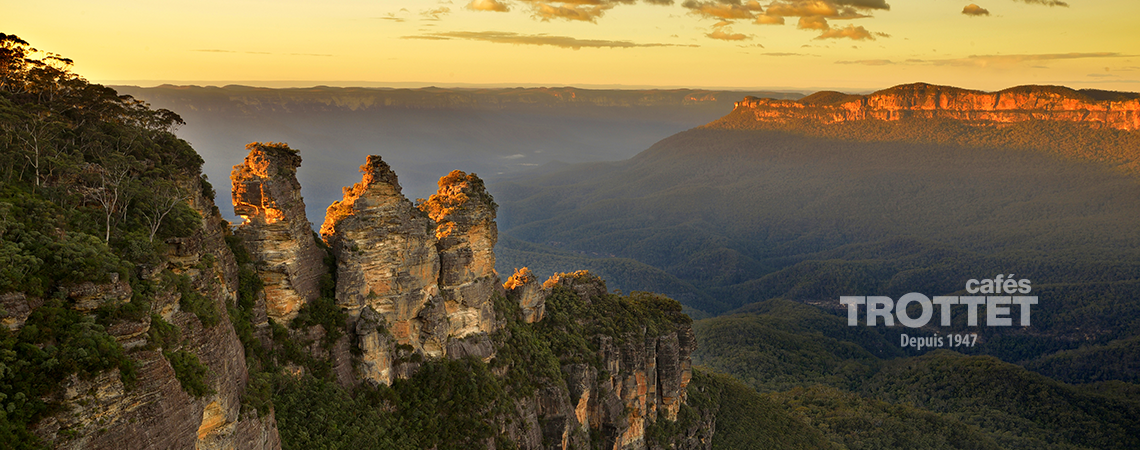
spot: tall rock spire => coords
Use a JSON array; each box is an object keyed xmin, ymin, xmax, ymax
[
  {"xmin": 231, "ymin": 142, "xmax": 326, "ymax": 322},
  {"xmin": 420, "ymin": 170, "xmax": 499, "ymax": 338},
  {"xmin": 321, "ymin": 156, "xmax": 446, "ymax": 363}
]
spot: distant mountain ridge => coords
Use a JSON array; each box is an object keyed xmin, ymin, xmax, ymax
[
  {"xmin": 716, "ymin": 82, "xmax": 1140, "ymax": 131},
  {"xmin": 113, "ymin": 85, "xmax": 806, "ymax": 220},
  {"xmin": 115, "ymin": 84, "xmax": 804, "ymax": 114}
]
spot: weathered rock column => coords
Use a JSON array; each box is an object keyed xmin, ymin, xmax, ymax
[
  {"xmin": 420, "ymin": 170, "xmax": 499, "ymax": 339},
  {"xmin": 231, "ymin": 142, "xmax": 327, "ymax": 323},
  {"xmin": 321, "ymin": 156, "xmax": 445, "ymax": 366}
]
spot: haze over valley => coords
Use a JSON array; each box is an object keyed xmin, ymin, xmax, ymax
[{"xmin": 116, "ymin": 85, "xmax": 803, "ymax": 223}]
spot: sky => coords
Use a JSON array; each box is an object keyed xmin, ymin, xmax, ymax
[{"xmin": 7, "ymin": 0, "xmax": 1140, "ymax": 92}]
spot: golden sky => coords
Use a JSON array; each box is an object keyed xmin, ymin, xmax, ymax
[{"xmin": 8, "ymin": 0, "xmax": 1140, "ymax": 91}]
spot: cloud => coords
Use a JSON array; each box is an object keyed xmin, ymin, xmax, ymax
[
  {"xmin": 929, "ymin": 52, "xmax": 1129, "ymax": 67},
  {"xmin": 402, "ymin": 31, "xmax": 694, "ymax": 49},
  {"xmin": 767, "ymin": 1, "xmax": 839, "ymax": 17},
  {"xmin": 378, "ymin": 14, "xmax": 406, "ymax": 22},
  {"xmin": 681, "ymin": 0, "xmax": 764, "ymax": 20},
  {"xmin": 763, "ymin": 52, "xmax": 810, "ymax": 56},
  {"xmin": 836, "ymin": 0, "xmax": 889, "ymax": 8},
  {"xmin": 754, "ymin": 14, "xmax": 785, "ymax": 24},
  {"xmin": 708, "ymin": 28, "xmax": 751, "ymax": 40},
  {"xmin": 816, "ymin": 24, "xmax": 874, "ymax": 40},
  {"xmin": 798, "ymin": 15, "xmax": 830, "ymax": 30},
  {"xmin": 452, "ymin": 0, "xmax": 893, "ymax": 44},
  {"xmin": 502, "ymin": 0, "xmax": 677, "ymax": 23},
  {"xmin": 842, "ymin": 53, "xmax": 1131, "ymax": 68},
  {"xmin": 533, "ymin": 3, "xmax": 612, "ymax": 22},
  {"xmin": 1016, "ymin": 0, "xmax": 1067, "ymax": 6},
  {"xmin": 747, "ymin": 0, "xmax": 885, "ymax": 39},
  {"xmin": 421, "ymin": 7, "xmax": 452, "ymax": 20},
  {"xmin": 961, "ymin": 4, "xmax": 990, "ymax": 16},
  {"xmin": 467, "ymin": 0, "xmax": 511, "ymax": 12},
  {"xmin": 836, "ymin": 59, "xmax": 893, "ymax": 65}
]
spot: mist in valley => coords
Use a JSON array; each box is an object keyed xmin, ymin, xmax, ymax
[{"xmin": 115, "ymin": 85, "xmax": 802, "ymax": 225}]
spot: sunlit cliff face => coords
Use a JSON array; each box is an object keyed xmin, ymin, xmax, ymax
[
  {"xmin": 732, "ymin": 83, "xmax": 1140, "ymax": 131},
  {"xmin": 230, "ymin": 141, "xmax": 326, "ymax": 322},
  {"xmin": 231, "ymin": 142, "xmax": 301, "ymax": 226},
  {"xmin": 419, "ymin": 170, "xmax": 487, "ymax": 239}
]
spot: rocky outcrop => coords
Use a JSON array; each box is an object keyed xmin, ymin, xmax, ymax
[
  {"xmin": 420, "ymin": 170, "xmax": 499, "ymax": 339},
  {"xmin": 1, "ymin": 292, "xmax": 39, "ymax": 330},
  {"xmin": 231, "ymin": 142, "xmax": 327, "ymax": 323},
  {"xmin": 723, "ymin": 83, "xmax": 1140, "ymax": 131},
  {"xmin": 321, "ymin": 156, "xmax": 501, "ymax": 385},
  {"xmin": 504, "ymin": 267, "xmax": 545, "ymax": 323},
  {"xmin": 511, "ymin": 271, "xmax": 699, "ymax": 450},
  {"xmin": 66, "ymin": 276, "xmax": 133, "ymax": 312}
]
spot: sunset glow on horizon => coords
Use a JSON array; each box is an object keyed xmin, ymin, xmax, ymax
[{"xmin": 8, "ymin": 0, "xmax": 1140, "ymax": 92}]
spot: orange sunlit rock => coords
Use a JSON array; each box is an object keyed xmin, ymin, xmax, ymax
[
  {"xmin": 727, "ymin": 83, "xmax": 1140, "ymax": 130},
  {"xmin": 230, "ymin": 142, "xmax": 326, "ymax": 323}
]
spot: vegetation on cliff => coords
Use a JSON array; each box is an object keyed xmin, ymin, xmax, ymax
[
  {"xmin": 694, "ymin": 300, "xmax": 1140, "ymax": 449},
  {"xmin": 0, "ymin": 33, "xmax": 218, "ymax": 448}
]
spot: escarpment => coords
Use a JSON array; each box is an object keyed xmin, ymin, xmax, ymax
[
  {"xmin": 231, "ymin": 142, "xmax": 327, "ymax": 323},
  {"xmin": 10, "ymin": 146, "xmax": 697, "ymax": 449},
  {"xmin": 25, "ymin": 169, "xmax": 281, "ymax": 450},
  {"xmin": 719, "ymin": 83, "xmax": 1140, "ymax": 131}
]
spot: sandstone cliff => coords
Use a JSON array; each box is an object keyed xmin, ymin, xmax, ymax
[
  {"xmin": 721, "ymin": 83, "xmax": 1140, "ymax": 131},
  {"xmin": 7, "ymin": 149, "xmax": 697, "ymax": 450},
  {"xmin": 319, "ymin": 156, "xmax": 501, "ymax": 385},
  {"xmin": 27, "ymin": 172, "xmax": 281, "ymax": 450},
  {"xmin": 504, "ymin": 267, "xmax": 545, "ymax": 323},
  {"xmin": 312, "ymin": 157, "xmax": 701, "ymax": 449},
  {"xmin": 1, "ymin": 35, "xmax": 707, "ymax": 449},
  {"xmin": 421, "ymin": 170, "xmax": 499, "ymax": 340},
  {"xmin": 502, "ymin": 270, "xmax": 700, "ymax": 450},
  {"xmin": 231, "ymin": 142, "xmax": 327, "ymax": 323}
]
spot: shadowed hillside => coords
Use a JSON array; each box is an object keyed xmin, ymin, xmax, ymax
[{"xmin": 494, "ymin": 83, "xmax": 1140, "ymax": 363}]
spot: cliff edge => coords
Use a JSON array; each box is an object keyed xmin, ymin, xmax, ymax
[{"xmin": 716, "ymin": 83, "xmax": 1140, "ymax": 131}]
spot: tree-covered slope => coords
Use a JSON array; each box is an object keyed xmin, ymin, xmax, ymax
[
  {"xmin": 494, "ymin": 112, "xmax": 1140, "ymax": 362},
  {"xmin": 0, "ymin": 33, "xmax": 230, "ymax": 447},
  {"xmin": 694, "ymin": 302, "xmax": 1140, "ymax": 450}
]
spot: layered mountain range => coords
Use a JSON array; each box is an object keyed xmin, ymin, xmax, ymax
[{"xmin": 495, "ymin": 82, "xmax": 1140, "ymax": 350}]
